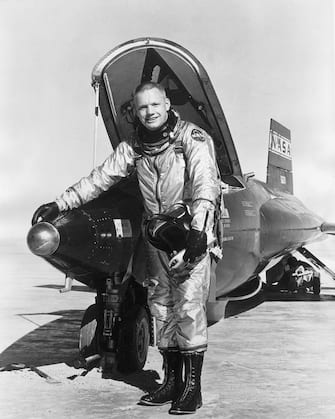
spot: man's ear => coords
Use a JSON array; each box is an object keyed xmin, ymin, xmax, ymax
[{"xmin": 166, "ymin": 97, "xmax": 171, "ymax": 111}]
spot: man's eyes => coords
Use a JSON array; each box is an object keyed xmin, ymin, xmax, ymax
[{"xmin": 139, "ymin": 103, "xmax": 160, "ymax": 110}]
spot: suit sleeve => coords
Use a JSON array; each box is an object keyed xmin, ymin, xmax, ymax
[
  {"xmin": 55, "ymin": 141, "xmax": 135, "ymax": 211},
  {"xmin": 182, "ymin": 126, "xmax": 221, "ymax": 236}
]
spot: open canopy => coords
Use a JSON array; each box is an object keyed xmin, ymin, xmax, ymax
[{"xmin": 92, "ymin": 37, "xmax": 242, "ymax": 183}]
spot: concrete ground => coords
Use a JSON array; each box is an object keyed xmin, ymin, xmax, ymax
[{"xmin": 1, "ymin": 239, "xmax": 335, "ymax": 418}]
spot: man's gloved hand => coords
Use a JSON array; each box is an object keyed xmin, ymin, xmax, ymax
[
  {"xmin": 183, "ymin": 229, "xmax": 207, "ymax": 263},
  {"xmin": 31, "ymin": 202, "xmax": 60, "ymax": 225}
]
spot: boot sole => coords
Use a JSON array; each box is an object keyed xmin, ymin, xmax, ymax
[
  {"xmin": 169, "ymin": 409, "xmax": 197, "ymax": 415},
  {"xmin": 169, "ymin": 401, "xmax": 202, "ymax": 414},
  {"xmin": 138, "ymin": 399, "xmax": 172, "ymax": 406}
]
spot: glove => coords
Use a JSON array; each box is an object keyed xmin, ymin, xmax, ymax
[
  {"xmin": 31, "ymin": 202, "xmax": 60, "ymax": 225},
  {"xmin": 183, "ymin": 229, "xmax": 207, "ymax": 263}
]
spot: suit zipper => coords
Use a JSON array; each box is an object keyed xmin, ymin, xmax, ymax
[{"xmin": 154, "ymin": 156, "xmax": 161, "ymax": 211}]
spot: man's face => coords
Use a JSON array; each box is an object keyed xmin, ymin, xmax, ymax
[{"xmin": 134, "ymin": 88, "xmax": 170, "ymax": 131}]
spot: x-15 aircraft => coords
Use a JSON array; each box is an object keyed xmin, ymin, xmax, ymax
[{"xmin": 27, "ymin": 38, "xmax": 335, "ymax": 374}]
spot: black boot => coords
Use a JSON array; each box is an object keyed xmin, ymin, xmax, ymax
[
  {"xmin": 139, "ymin": 350, "xmax": 183, "ymax": 406},
  {"xmin": 169, "ymin": 352, "xmax": 204, "ymax": 415}
]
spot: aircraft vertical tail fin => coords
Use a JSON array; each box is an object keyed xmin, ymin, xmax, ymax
[{"xmin": 266, "ymin": 119, "xmax": 293, "ymax": 194}]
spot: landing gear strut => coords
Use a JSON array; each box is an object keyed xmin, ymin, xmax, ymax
[
  {"xmin": 101, "ymin": 274, "xmax": 123, "ymax": 374},
  {"xmin": 78, "ymin": 273, "xmax": 151, "ymax": 374}
]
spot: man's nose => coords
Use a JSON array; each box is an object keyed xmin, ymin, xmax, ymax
[{"xmin": 146, "ymin": 105, "xmax": 154, "ymax": 115}]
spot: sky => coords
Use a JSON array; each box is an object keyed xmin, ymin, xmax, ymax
[{"xmin": 0, "ymin": 0, "xmax": 334, "ymax": 240}]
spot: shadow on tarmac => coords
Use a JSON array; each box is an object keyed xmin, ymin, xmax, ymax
[
  {"xmin": 224, "ymin": 291, "xmax": 266, "ymax": 319},
  {"xmin": 0, "ymin": 309, "xmax": 160, "ymax": 392},
  {"xmin": 221, "ymin": 288, "xmax": 335, "ymax": 320},
  {"xmin": 0, "ymin": 310, "xmax": 83, "ymax": 368},
  {"xmin": 263, "ymin": 290, "xmax": 335, "ymax": 302}
]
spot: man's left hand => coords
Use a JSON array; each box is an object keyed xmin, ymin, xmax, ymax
[{"xmin": 183, "ymin": 229, "xmax": 207, "ymax": 263}]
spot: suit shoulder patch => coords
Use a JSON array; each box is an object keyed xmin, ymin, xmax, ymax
[{"xmin": 191, "ymin": 128, "xmax": 205, "ymax": 141}]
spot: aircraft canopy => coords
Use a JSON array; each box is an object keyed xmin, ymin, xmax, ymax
[{"xmin": 92, "ymin": 37, "xmax": 242, "ymax": 183}]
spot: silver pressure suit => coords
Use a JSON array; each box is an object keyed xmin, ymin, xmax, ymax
[{"xmin": 56, "ymin": 117, "xmax": 220, "ymax": 353}]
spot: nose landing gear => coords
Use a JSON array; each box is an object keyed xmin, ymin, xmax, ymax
[{"xmin": 78, "ymin": 274, "xmax": 151, "ymax": 375}]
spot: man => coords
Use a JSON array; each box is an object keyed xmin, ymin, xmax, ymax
[{"xmin": 32, "ymin": 82, "xmax": 221, "ymax": 414}]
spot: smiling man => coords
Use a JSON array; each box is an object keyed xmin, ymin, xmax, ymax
[
  {"xmin": 32, "ymin": 81, "xmax": 221, "ymax": 415},
  {"xmin": 134, "ymin": 83, "xmax": 170, "ymax": 131}
]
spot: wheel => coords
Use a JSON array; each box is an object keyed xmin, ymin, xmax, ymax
[
  {"xmin": 312, "ymin": 276, "xmax": 321, "ymax": 295},
  {"xmin": 79, "ymin": 304, "xmax": 100, "ymax": 359},
  {"xmin": 117, "ymin": 305, "xmax": 150, "ymax": 373}
]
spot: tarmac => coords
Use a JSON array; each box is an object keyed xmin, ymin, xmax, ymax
[{"xmin": 1, "ymin": 239, "xmax": 335, "ymax": 418}]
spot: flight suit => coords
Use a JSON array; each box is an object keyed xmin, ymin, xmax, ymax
[{"xmin": 55, "ymin": 115, "xmax": 220, "ymax": 353}]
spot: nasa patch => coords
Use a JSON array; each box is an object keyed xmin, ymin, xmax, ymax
[{"xmin": 191, "ymin": 129, "xmax": 205, "ymax": 141}]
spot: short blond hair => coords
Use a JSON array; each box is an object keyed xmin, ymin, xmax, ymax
[{"xmin": 134, "ymin": 82, "xmax": 166, "ymax": 97}]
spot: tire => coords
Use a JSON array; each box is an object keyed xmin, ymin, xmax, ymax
[
  {"xmin": 117, "ymin": 305, "xmax": 150, "ymax": 373},
  {"xmin": 312, "ymin": 276, "xmax": 321, "ymax": 295},
  {"xmin": 79, "ymin": 304, "xmax": 100, "ymax": 359}
]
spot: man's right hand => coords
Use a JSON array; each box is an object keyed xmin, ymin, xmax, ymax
[
  {"xmin": 31, "ymin": 202, "xmax": 60, "ymax": 225},
  {"xmin": 169, "ymin": 249, "xmax": 186, "ymax": 271}
]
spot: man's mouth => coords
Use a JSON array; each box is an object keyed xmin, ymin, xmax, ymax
[{"xmin": 146, "ymin": 116, "xmax": 158, "ymax": 123}]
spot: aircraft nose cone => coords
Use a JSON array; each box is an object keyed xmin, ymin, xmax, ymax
[{"xmin": 27, "ymin": 222, "xmax": 60, "ymax": 256}]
